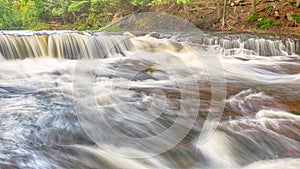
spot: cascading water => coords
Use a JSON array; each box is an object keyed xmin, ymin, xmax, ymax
[
  {"xmin": 1, "ymin": 31, "xmax": 299, "ymax": 59},
  {"xmin": 0, "ymin": 31, "xmax": 132, "ymax": 60},
  {"xmin": 0, "ymin": 31, "xmax": 299, "ymax": 169},
  {"xmin": 176, "ymin": 34, "xmax": 300, "ymax": 57}
]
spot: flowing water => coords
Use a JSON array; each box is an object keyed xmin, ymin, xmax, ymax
[{"xmin": 0, "ymin": 31, "xmax": 300, "ymax": 169}]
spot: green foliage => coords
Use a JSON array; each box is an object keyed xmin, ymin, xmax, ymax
[
  {"xmin": 227, "ymin": 25, "xmax": 233, "ymax": 31},
  {"xmin": 148, "ymin": 0, "xmax": 164, "ymax": 5},
  {"xmin": 29, "ymin": 22, "xmax": 50, "ymax": 30},
  {"xmin": 260, "ymin": 5, "xmax": 270, "ymax": 11},
  {"xmin": 176, "ymin": 0, "xmax": 190, "ymax": 4},
  {"xmin": 296, "ymin": 15, "xmax": 300, "ymax": 22},
  {"xmin": 131, "ymin": 0, "xmax": 190, "ymax": 6},
  {"xmin": 68, "ymin": 1, "xmax": 89, "ymax": 12},
  {"xmin": 1, "ymin": 0, "xmax": 290, "ymax": 31},
  {"xmin": 257, "ymin": 18, "xmax": 272, "ymax": 29},
  {"xmin": 22, "ymin": 1, "xmax": 40, "ymax": 28},
  {"xmin": 52, "ymin": 0, "xmax": 71, "ymax": 16},
  {"xmin": 247, "ymin": 13, "xmax": 259, "ymax": 22},
  {"xmin": 91, "ymin": 0, "xmax": 119, "ymax": 12},
  {"xmin": 0, "ymin": 0, "xmax": 24, "ymax": 29},
  {"xmin": 274, "ymin": 21, "xmax": 281, "ymax": 26},
  {"xmin": 0, "ymin": 0, "xmax": 189, "ymax": 30},
  {"xmin": 130, "ymin": 0, "xmax": 150, "ymax": 6}
]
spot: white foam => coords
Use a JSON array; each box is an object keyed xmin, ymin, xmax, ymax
[
  {"xmin": 256, "ymin": 109, "xmax": 300, "ymax": 121},
  {"xmin": 73, "ymin": 145, "xmax": 170, "ymax": 169},
  {"xmin": 196, "ymin": 131, "xmax": 239, "ymax": 168},
  {"xmin": 241, "ymin": 158, "xmax": 300, "ymax": 169}
]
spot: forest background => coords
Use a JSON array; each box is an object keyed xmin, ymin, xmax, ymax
[{"xmin": 0, "ymin": 0, "xmax": 299, "ymax": 35}]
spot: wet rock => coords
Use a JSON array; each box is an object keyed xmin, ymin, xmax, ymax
[
  {"xmin": 32, "ymin": 112, "xmax": 94, "ymax": 145},
  {"xmin": 39, "ymin": 146, "xmax": 115, "ymax": 169},
  {"xmin": 218, "ymin": 119, "xmax": 300, "ymax": 165},
  {"xmin": 225, "ymin": 88, "xmax": 284, "ymax": 117},
  {"xmin": 161, "ymin": 144, "xmax": 206, "ymax": 169}
]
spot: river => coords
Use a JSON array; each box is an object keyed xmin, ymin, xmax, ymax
[{"xmin": 0, "ymin": 30, "xmax": 299, "ymax": 169}]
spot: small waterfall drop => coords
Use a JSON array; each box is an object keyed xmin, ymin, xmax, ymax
[
  {"xmin": 0, "ymin": 31, "xmax": 133, "ymax": 60},
  {"xmin": 187, "ymin": 34, "xmax": 300, "ymax": 57},
  {"xmin": 0, "ymin": 32, "xmax": 299, "ymax": 60}
]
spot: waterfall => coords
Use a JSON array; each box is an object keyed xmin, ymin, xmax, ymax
[
  {"xmin": 187, "ymin": 34, "xmax": 300, "ymax": 56},
  {"xmin": 0, "ymin": 31, "xmax": 299, "ymax": 60},
  {"xmin": 0, "ymin": 31, "xmax": 133, "ymax": 60}
]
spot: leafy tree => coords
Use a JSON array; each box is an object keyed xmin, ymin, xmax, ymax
[
  {"xmin": 33, "ymin": 0, "xmax": 53, "ymax": 21},
  {"xmin": 68, "ymin": 1, "xmax": 89, "ymax": 13},
  {"xmin": 51, "ymin": 0, "xmax": 72, "ymax": 24},
  {"xmin": 0, "ymin": 0, "xmax": 23, "ymax": 29}
]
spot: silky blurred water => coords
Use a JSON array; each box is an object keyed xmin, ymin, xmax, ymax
[{"xmin": 0, "ymin": 31, "xmax": 299, "ymax": 169}]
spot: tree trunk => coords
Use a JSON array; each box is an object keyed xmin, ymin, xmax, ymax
[
  {"xmin": 217, "ymin": 0, "xmax": 221, "ymax": 18},
  {"xmin": 222, "ymin": 0, "xmax": 227, "ymax": 28},
  {"xmin": 251, "ymin": 0, "xmax": 256, "ymax": 14},
  {"xmin": 297, "ymin": 0, "xmax": 300, "ymax": 8}
]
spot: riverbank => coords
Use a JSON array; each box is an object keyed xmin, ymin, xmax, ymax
[
  {"xmin": 158, "ymin": 0, "xmax": 300, "ymax": 37},
  {"xmin": 2, "ymin": 0, "xmax": 299, "ymax": 37},
  {"xmin": 42, "ymin": 0, "xmax": 300, "ymax": 37}
]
